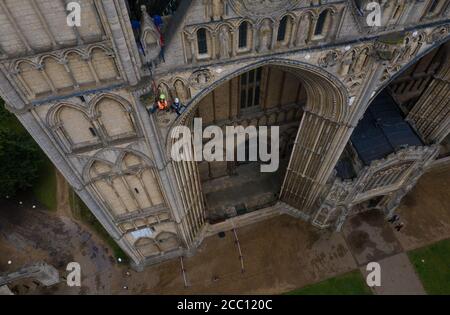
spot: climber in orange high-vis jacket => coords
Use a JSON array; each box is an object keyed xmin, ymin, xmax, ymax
[{"xmin": 157, "ymin": 94, "xmax": 169, "ymax": 111}]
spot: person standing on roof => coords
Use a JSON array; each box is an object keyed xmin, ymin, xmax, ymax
[
  {"xmin": 171, "ymin": 98, "xmax": 183, "ymax": 116},
  {"xmin": 157, "ymin": 94, "xmax": 169, "ymax": 111}
]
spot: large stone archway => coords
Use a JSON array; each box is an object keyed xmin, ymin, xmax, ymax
[{"xmin": 166, "ymin": 59, "xmax": 349, "ymax": 241}]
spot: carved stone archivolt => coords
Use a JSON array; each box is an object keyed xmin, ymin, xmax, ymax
[
  {"xmin": 189, "ymin": 69, "xmax": 214, "ymax": 89},
  {"xmin": 317, "ymin": 45, "xmax": 373, "ymax": 94},
  {"xmin": 427, "ymin": 25, "xmax": 450, "ymax": 44},
  {"xmin": 3, "ymin": 41, "xmax": 120, "ymax": 100},
  {"xmin": 318, "ymin": 50, "xmax": 342, "ymax": 68},
  {"xmin": 379, "ymin": 29, "xmax": 439, "ymax": 83},
  {"xmin": 228, "ymin": 0, "xmax": 301, "ymax": 18}
]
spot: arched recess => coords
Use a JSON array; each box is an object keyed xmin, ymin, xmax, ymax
[
  {"xmin": 313, "ymin": 8, "xmax": 334, "ymax": 41},
  {"xmin": 277, "ymin": 14, "xmax": 295, "ymax": 48},
  {"xmin": 86, "ymin": 151, "xmax": 166, "ymax": 219},
  {"xmin": 51, "ymin": 105, "xmax": 100, "ymax": 151},
  {"xmin": 90, "ymin": 47, "xmax": 119, "ymax": 81},
  {"xmin": 41, "ymin": 56, "xmax": 73, "ymax": 90},
  {"xmin": 93, "ymin": 96, "xmax": 137, "ymax": 141},
  {"xmin": 196, "ymin": 27, "xmax": 213, "ymax": 59},
  {"xmin": 168, "ymin": 59, "xmax": 348, "ymax": 233},
  {"xmin": 173, "ymin": 79, "xmax": 191, "ymax": 104},
  {"xmin": 16, "ymin": 61, "xmax": 51, "ymax": 97},
  {"xmin": 237, "ymin": 20, "xmax": 253, "ymax": 52},
  {"xmin": 65, "ymin": 50, "xmax": 95, "ymax": 86},
  {"xmin": 135, "ymin": 237, "xmax": 160, "ymax": 257},
  {"xmin": 155, "ymin": 232, "xmax": 179, "ymax": 252},
  {"xmin": 258, "ymin": 18, "xmax": 274, "ymax": 52},
  {"xmin": 296, "ymin": 12, "xmax": 314, "ymax": 46}
]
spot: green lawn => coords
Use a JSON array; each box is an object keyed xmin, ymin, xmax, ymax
[
  {"xmin": 408, "ymin": 238, "xmax": 450, "ymax": 295},
  {"xmin": 285, "ymin": 270, "xmax": 372, "ymax": 295},
  {"xmin": 31, "ymin": 156, "xmax": 57, "ymax": 211}
]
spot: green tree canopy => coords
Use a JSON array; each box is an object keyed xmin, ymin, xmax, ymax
[{"xmin": 0, "ymin": 102, "xmax": 43, "ymax": 196}]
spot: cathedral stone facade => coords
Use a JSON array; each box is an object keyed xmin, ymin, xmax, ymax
[{"xmin": 0, "ymin": 0, "xmax": 449, "ymax": 268}]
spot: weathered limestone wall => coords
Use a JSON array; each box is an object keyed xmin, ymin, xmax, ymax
[{"xmin": 0, "ymin": 0, "xmax": 448, "ymax": 267}]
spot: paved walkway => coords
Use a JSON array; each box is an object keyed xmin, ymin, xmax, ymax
[{"xmin": 360, "ymin": 253, "xmax": 425, "ymax": 295}]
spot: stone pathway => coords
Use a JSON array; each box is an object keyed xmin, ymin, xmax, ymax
[{"xmin": 360, "ymin": 253, "xmax": 425, "ymax": 295}]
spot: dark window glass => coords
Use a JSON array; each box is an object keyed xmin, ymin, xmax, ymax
[
  {"xmin": 239, "ymin": 22, "xmax": 248, "ymax": 48},
  {"xmin": 247, "ymin": 87, "xmax": 254, "ymax": 108},
  {"xmin": 197, "ymin": 28, "xmax": 208, "ymax": 54},
  {"xmin": 248, "ymin": 70, "xmax": 255, "ymax": 84},
  {"xmin": 256, "ymin": 68, "xmax": 262, "ymax": 81},
  {"xmin": 277, "ymin": 16, "xmax": 288, "ymax": 41},
  {"xmin": 314, "ymin": 11, "xmax": 328, "ymax": 36},
  {"xmin": 240, "ymin": 89, "xmax": 247, "ymax": 109},
  {"xmin": 240, "ymin": 67, "xmax": 263, "ymax": 109},
  {"xmin": 254, "ymin": 86, "xmax": 260, "ymax": 106}
]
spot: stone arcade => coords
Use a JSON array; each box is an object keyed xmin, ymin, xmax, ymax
[{"xmin": 0, "ymin": 0, "xmax": 449, "ymax": 268}]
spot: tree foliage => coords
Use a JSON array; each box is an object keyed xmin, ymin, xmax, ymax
[{"xmin": 0, "ymin": 103, "xmax": 43, "ymax": 196}]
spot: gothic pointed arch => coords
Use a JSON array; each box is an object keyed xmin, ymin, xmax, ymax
[
  {"xmin": 49, "ymin": 104, "xmax": 100, "ymax": 151},
  {"xmin": 155, "ymin": 232, "xmax": 179, "ymax": 252},
  {"xmin": 41, "ymin": 55, "xmax": 73, "ymax": 90},
  {"xmin": 15, "ymin": 60, "xmax": 51, "ymax": 97},
  {"xmin": 90, "ymin": 46, "xmax": 119, "ymax": 81},
  {"xmin": 92, "ymin": 95, "xmax": 137, "ymax": 141},
  {"xmin": 135, "ymin": 237, "xmax": 160, "ymax": 257}
]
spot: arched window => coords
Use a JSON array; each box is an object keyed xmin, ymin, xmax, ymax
[
  {"xmin": 95, "ymin": 97, "xmax": 136, "ymax": 140},
  {"xmin": 88, "ymin": 153, "xmax": 166, "ymax": 218},
  {"xmin": 240, "ymin": 68, "xmax": 262, "ymax": 109},
  {"xmin": 277, "ymin": 16, "xmax": 288, "ymax": 42},
  {"xmin": 239, "ymin": 21, "xmax": 249, "ymax": 48},
  {"xmin": 56, "ymin": 106, "xmax": 99, "ymax": 149},
  {"xmin": 197, "ymin": 28, "xmax": 208, "ymax": 54},
  {"xmin": 314, "ymin": 11, "xmax": 329, "ymax": 36},
  {"xmin": 156, "ymin": 232, "xmax": 179, "ymax": 252},
  {"xmin": 135, "ymin": 237, "xmax": 160, "ymax": 257}
]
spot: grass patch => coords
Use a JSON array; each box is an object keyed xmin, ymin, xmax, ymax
[
  {"xmin": 408, "ymin": 238, "xmax": 450, "ymax": 295},
  {"xmin": 285, "ymin": 270, "xmax": 372, "ymax": 295},
  {"xmin": 31, "ymin": 156, "xmax": 57, "ymax": 211},
  {"xmin": 70, "ymin": 190, "xmax": 130, "ymax": 264}
]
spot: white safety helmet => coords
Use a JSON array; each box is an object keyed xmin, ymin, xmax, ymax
[{"xmin": 175, "ymin": 98, "xmax": 180, "ymax": 103}]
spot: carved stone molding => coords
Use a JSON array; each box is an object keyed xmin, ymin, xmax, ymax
[
  {"xmin": 227, "ymin": 0, "xmax": 301, "ymax": 18},
  {"xmin": 188, "ymin": 69, "xmax": 215, "ymax": 89}
]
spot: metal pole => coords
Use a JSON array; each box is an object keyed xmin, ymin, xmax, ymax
[
  {"xmin": 180, "ymin": 256, "xmax": 189, "ymax": 288},
  {"xmin": 233, "ymin": 228, "xmax": 245, "ymax": 273}
]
